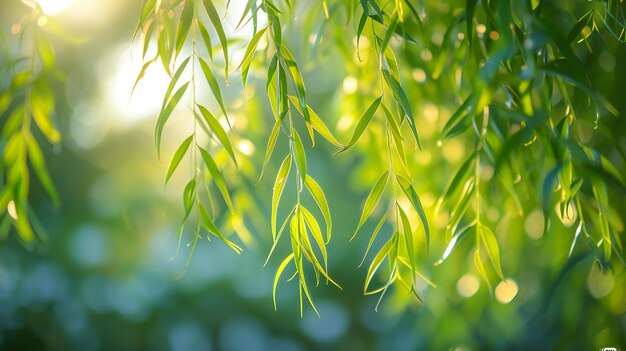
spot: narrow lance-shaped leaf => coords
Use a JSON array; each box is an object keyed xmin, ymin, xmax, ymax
[
  {"xmin": 273, "ymin": 253, "xmax": 294, "ymax": 310},
  {"xmin": 182, "ymin": 178, "xmax": 196, "ymax": 221},
  {"xmin": 202, "ymin": 0, "xmax": 229, "ymax": 80},
  {"xmin": 198, "ymin": 57, "xmax": 230, "ymax": 125},
  {"xmin": 396, "ymin": 175, "xmax": 430, "ymax": 256},
  {"xmin": 364, "ymin": 238, "xmax": 394, "ymax": 294},
  {"xmin": 258, "ymin": 117, "xmax": 282, "ymax": 183},
  {"xmin": 382, "ymin": 69, "xmax": 420, "ymax": 147},
  {"xmin": 352, "ymin": 170, "xmax": 390, "ymax": 239},
  {"xmin": 239, "ymin": 26, "xmax": 267, "ymax": 89},
  {"xmin": 196, "ymin": 104, "xmax": 238, "ymax": 165},
  {"xmin": 174, "ymin": 0, "xmax": 194, "ymax": 58},
  {"xmin": 280, "ymin": 46, "xmax": 309, "ymax": 123},
  {"xmin": 26, "ymin": 135, "xmax": 59, "ymax": 205},
  {"xmin": 292, "ymin": 130, "xmax": 307, "ymax": 182},
  {"xmin": 359, "ymin": 210, "xmax": 392, "ymax": 267},
  {"xmin": 199, "ymin": 202, "xmax": 242, "ymax": 253},
  {"xmin": 304, "ymin": 175, "xmax": 332, "ymax": 243},
  {"xmin": 156, "ymin": 81, "xmax": 190, "ymax": 159},
  {"xmin": 397, "ymin": 205, "xmax": 415, "ymax": 273},
  {"xmin": 300, "ymin": 207, "xmax": 327, "ymax": 270},
  {"xmin": 288, "ymin": 96, "xmax": 343, "ymax": 147},
  {"xmin": 479, "ymin": 224, "xmax": 504, "ymax": 280},
  {"xmin": 198, "ymin": 146, "xmax": 234, "ymax": 212},
  {"xmin": 197, "ymin": 21, "xmax": 213, "ymax": 62},
  {"xmin": 165, "ymin": 135, "xmax": 193, "ymax": 184},
  {"xmin": 160, "ymin": 56, "xmax": 190, "ymax": 111},
  {"xmin": 337, "ymin": 96, "xmax": 382, "ymax": 154},
  {"xmin": 271, "ymin": 156, "xmax": 292, "ymax": 240}
]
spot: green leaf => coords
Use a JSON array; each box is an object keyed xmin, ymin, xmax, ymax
[
  {"xmin": 397, "ymin": 205, "xmax": 415, "ymax": 272},
  {"xmin": 292, "ymin": 130, "xmax": 307, "ymax": 181},
  {"xmin": 156, "ymin": 81, "xmax": 190, "ymax": 159},
  {"xmin": 196, "ymin": 104, "xmax": 237, "ymax": 165},
  {"xmin": 337, "ymin": 96, "xmax": 382, "ymax": 154},
  {"xmin": 304, "ymin": 175, "xmax": 332, "ymax": 243},
  {"xmin": 258, "ymin": 118, "xmax": 281, "ymax": 182},
  {"xmin": 273, "ymin": 253, "xmax": 294, "ymax": 309},
  {"xmin": 240, "ymin": 26, "xmax": 267, "ymax": 89},
  {"xmin": 479, "ymin": 224, "xmax": 504, "ymax": 280},
  {"xmin": 438, "ymin": 152, "xmax": 475, "ymax": 210},
  {"xmin": 359, "ymin": 210, "xmax": 391, "ymax": 267},
  {"xmin": 161, "ymin": 56, "xmax": 191, "ymax": 111},
  {"xmin": 396, "ymin": 176, "xmax": 430, "ymax": 256},
  {"xmin": 174, "ymin": 0, "xmax": 194, "ymax": 58},
  {"xmin": 197, "ymin": 21, "xmax": 213, "ymax": 62},
  {"xmin": 198, "ymin": 57, "xmax": 229, "ymax": 122},
  {"xmin": 26, "ymin": 134, "xmax": 59, "ymax": 205},
  {"xmin": 271, "ymin": 156, "xmax": 292, "ymax": 240},
  {"xmin": 199, "ymin": 202, "xmax": 242, "ymax": 253},
  {"xmin": 436, "ymin": 222, "xmax": 475, "ymax": 265},
  {"xmin": 301, "ymin": 207, "xmax": 327, "ymax": 270},
  {"xmin": 165, "ymin": 135, "xmax": 193, "ymax": 184},
  {"xmin": 202, "ymin": 0, "xmax": 229, "ymax": 80},
  {"xmin": 382, "ymin": 69, "xmax": 420, "ymax": 147},
  {"xmin": 352, "ymin": 170, "xmax": 390, "ymax": 239},
  {"xmin": 29, "ymin": 83, "xmax": 60, "ymax": 144},
  {"xmin": 280, "ymin": 46, "xmax": 309, "ymax": 123},
  {"xmin": 364, "ymin": 238, "xmax": 393, "ymax": 294},
  {"xmin": 182, "ymin": 178, "xmax": 196, "ymax": 221},
  {"xmin": 198, "ymin": 146, "xmax": 234, "ymax": 212},
  {"xmin": 566, "ymin": 10, "xmax": 593, "ymax": 44},
  {"xmin": 474, "ymin": 250, "xmax": 492, "ymax": 292},
  {"xmin": 466, "ymin": 0, "xmax": 477, "ymax": 46},
  {"xmin": 287, "ymin": 96, "xmax": 343, "ymax": 147}
]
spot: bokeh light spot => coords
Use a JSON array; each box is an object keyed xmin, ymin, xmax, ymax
[{"xmin": 495, "ymin": 280, "xmax": 518, "ymax": 304}]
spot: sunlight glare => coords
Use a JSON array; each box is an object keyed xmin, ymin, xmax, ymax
[
  {"xmin": 106, "ymin": 48, "xmax": 175, "ymax": 123},
  {"xmin": 34, "ymin": 0, "xmax": 75, "ymax": 15}
]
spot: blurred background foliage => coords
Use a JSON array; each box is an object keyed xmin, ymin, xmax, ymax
[{"xmin": 1, "ymin": 0, "xmax": 625, "ymax": 350}]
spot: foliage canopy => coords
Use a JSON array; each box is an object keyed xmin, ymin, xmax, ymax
[{"xmin": 2, "ymin": 0, "xmax": 626, "ymax": 321}]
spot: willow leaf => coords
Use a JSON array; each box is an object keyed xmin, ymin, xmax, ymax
[
  {"xmin": 474, "ymin": 250, "xmax": 492, "ymax": 291},
  {"xmin": 174, "ymin": 0, "xmax": 194, "ymax": 58},
  {"xmin": 359, "ymin": 210, "xmax": 391, "ymax": 267},
  {"xmin": 396, "ymin": 176, "xmax": 430, "ymax": 256},
  {"xmin": 202, "ymin": 0, "xmax": 229, "ymax": 79},
  {"xmin": 240, "ymin": 27, "xmax": 268, "ymax": 89},
  {"xmin": 364, "ymin": 238, "xmax": 394, "ymax": 294},
  {"xmin": 304, "ymin": 175, "xmax": 332, "ymax": 243},
  {"xmin": 198, "ymin": 57, "xmax": 229, "ymax": 122},
  {"xmin": 301, "ymin": 207, "xmax": 327, "ymax": 270},
  {"xmin": 198, "ymin": 146, "xmax": 234, "ymax": 212},
  {"xmin": 280, "ymin": 46, "xmax": 309, "ymax": 123},
  {"xmin": 353, "ymin": 170, "xmax": 390, "ymax": 239},
  {"xmin": 161, "ymin": 56, "xmax": 190, "ymax": 111},
  {"xmin": 197, "ymin": 21, "xmax": 213, "ymax": 62},
  {"xmin": 182, "ymin": 178, "xmax": 196, "ymax": 221},
  {"xmin": 196, "ymin": 104, "xmax": 237, "ymax": 165},
  {"xmin": 287, "ymin": 96, "xmax": 343, "ymax": 147},
  {"xmin": 382, "ymin": 69, "xmax": 420, "ymax": 147},
  {"xmin": 338, "ymin": 96, "xmax": 382, "ymax": 154},
  {"xmin": 199, "ymin": 203, "xmax": 242, "ymax": 253},
  {"xmin": 271, "ymin": 156, "xmax": 292, "ymax": 240},
  {"xmin": 273, "ymin": 253, "xmax": 294, "ymax": 309},
  {"xmin": 166, "ymin": 135, "xmax": 193, "ymax": 184},
  {"xmin": 479, "ymin": 224, "xmax": 504, "ymax": 280},
  {"xmin": 293, "ymin": 130, "xmax": 307, "ymax": 181},
  {"xmin": 258, "ymin": 118, "xmax": 281, "ymax": 182},
  {"xmin": 26, "ymin": 135, "xmax": 59, "ymax": 205},
  {"xmin": 156, "ymin": 81, "xmax": 189, "ymax": 159},
  {"xmin": 397, "ymin": 205, "xmax": 415, "ymax": 272}
]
